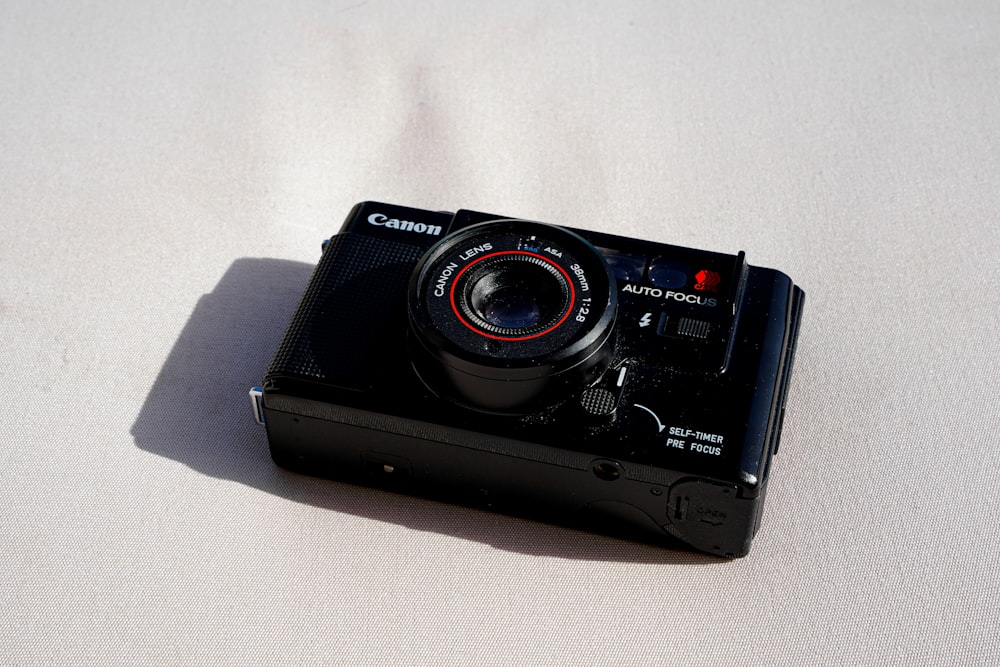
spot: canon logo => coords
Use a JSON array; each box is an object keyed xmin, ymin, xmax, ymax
[{"xmin": 368, "ymin": 213, "xmax": 442, "ymax": 236}]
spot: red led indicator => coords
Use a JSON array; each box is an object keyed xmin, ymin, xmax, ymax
[{"xmin": 694, "ymin": 269, "xmax": 721, "ymax": 292}]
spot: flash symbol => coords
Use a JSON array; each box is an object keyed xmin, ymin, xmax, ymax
[{"xmin": 639, "ymin": 312, "xmax": 652, "ymax": 328}]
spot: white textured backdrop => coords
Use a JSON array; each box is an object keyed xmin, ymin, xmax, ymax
[{"xmin": 1, "ymin": 1, "xmax": 998, "ymax": 664}]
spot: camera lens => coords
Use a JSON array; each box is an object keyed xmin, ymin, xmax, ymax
[
  {"xmin": 462, "ymin": 254, "xmax": 569, "ymax": 337},
  {"xmin": 408, "ymin": 219, "xmax": 617, "ymax": 412}
]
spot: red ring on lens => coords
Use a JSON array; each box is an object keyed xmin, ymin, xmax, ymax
[{"xmin": 449, "ymin": 250, "xmax": 576, "ymax": 341}]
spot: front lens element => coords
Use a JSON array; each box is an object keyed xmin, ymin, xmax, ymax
[
  {"xmin": 461, "ymin": 253, "xmax": 571, "ymax": 338},
  {"xmin": 479, "ymin": 287, "xmax": 540, "ymax": 329}
]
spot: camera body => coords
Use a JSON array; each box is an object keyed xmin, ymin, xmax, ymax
[{"xmin": 256, "ymin": 202, "xmax": 804, "ymax": 557}]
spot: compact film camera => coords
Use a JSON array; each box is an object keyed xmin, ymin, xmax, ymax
[{"xmin": 251, "ymin": 202, "xmax": 804, "ymax": 557}]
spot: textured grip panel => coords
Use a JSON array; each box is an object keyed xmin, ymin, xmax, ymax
[{"xmin": 266, "ymin": 233, "xmax": 426, "ymax": 391}]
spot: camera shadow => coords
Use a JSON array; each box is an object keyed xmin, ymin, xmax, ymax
[{"xmin": 130, "ymin": 257, "xmax": 720, "ymax": 565}]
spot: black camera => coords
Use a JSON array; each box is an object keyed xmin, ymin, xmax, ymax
[{"xmin": 251, "ymin": 202, "xmax": 804, "ymax": 557}]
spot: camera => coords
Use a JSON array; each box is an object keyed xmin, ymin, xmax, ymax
[{"xmin": 251, "ymin": 202, "xmax": 804, "ymax": 557}]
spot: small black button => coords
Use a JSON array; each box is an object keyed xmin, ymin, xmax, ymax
[{"xmin": 580, "ymin": 387, "xmax": 617, "ymax": 416}]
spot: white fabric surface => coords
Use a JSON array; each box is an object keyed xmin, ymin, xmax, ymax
[{"xmin": 2, "ymin": 1, "xmax": 998, "ymax": 664}]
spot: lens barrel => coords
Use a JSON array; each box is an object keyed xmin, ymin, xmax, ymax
[{"xmin": 408, "ymin": 219, "xmax": 617, "ymax": 412}]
